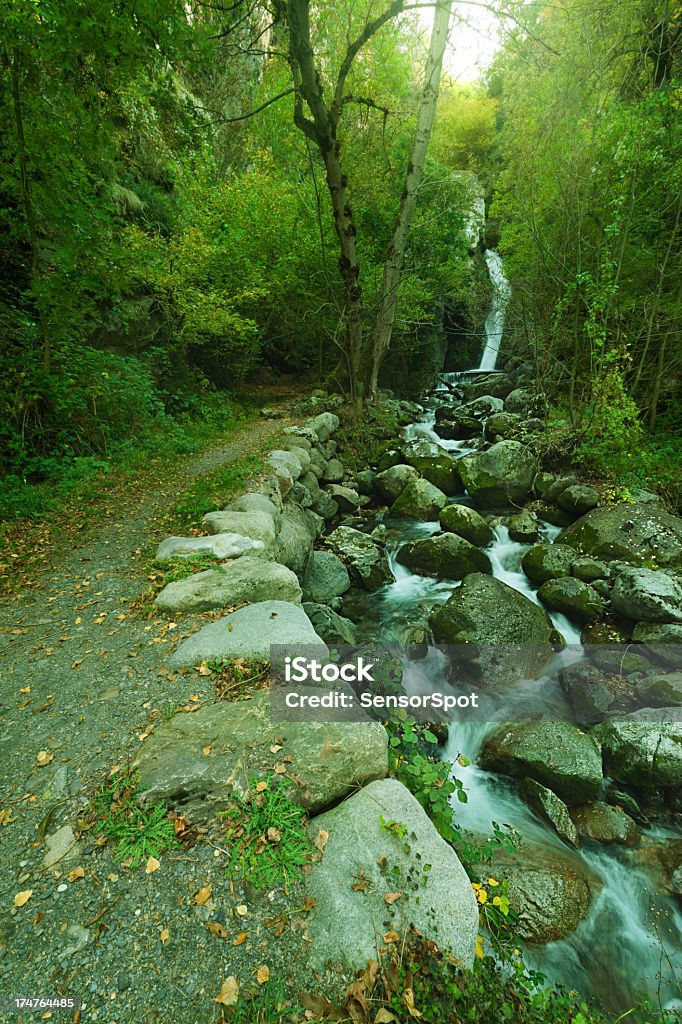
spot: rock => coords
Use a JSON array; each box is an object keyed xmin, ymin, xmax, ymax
[
  {"xmin": 461, "ymin": 373, "xmax": 515, "ymax": 401},
  {"xmin": 559, "ymin": 503, "xmax": 682, "ymax": 569},
  {"xmin": 429, "ymin": 574, "xmax": 558, "ymax": 686},
  {"xmin": 522, "ymin": 543, "xmax": 576, "ymax": 584},
  {"xmin": 480, "ymin": 722, "xmax": 603, "ymax": 805},
  {"xmin": 376, "ymin": 448, "xmax": 402, "ymax": 472},
  {"xmin": 508, "ymin": 509, "xmax": 539, "ymax": 543},
  {"xmin": 504, "ymin": 388, "xmax": 542, "ymax": 416},
  {"xmin": 632, "ymin": 839, "xmax": 682, "ymax": 896},
  {"xmin": 571, "ymin": 557, "xmax": 608, "ymax": 583},
  {"xmin": 299, "ymin": 471, "xmax": 321, "ymax": 500},
  {"xmin": 155, "ymin": 533, "xmax": 264, "ymax": 563},
  {"xmin": 569, "ymin": 802, "xmax": 640, "ymax": 846},
  {"xmin": 285, "ymin": 481, "xmax": 314, "ymax": 508},
  {"xmin": 312, "ymin": 493, "xmax": 339, "ymax": 520},
  {"xmin": 560, "ymin": 664, "xmax": 620, "ymax": 723},
  {"xmin": 596, "ymin": 709, "xmax": 682, "ymax": 789},
  {"xmin": 397, "ymin": 533, "xmax": 492, "ymax": 580},
  {"xmin": 155, "ymin": 558, "xmax": 302, "ymax": 612},
  {"xmin": 485, "ymin": 411, "xmax": 522, "ymax": 440},
  {"xmin": 458, "ymin": 441, "xmax": 538, "ymax": 509},
  {"xmin": 305, "ymin": 779, "xmax": 478, "ymax": 971},
  {"xmin": 302, "ymin": 603, "xmax": 358, "ymax": 645},
  {"xmin": 439, "ymin": 503, "xmax": 494, "ymax": 547},
  {"xmin": 636, "ymin": 671, "xmax": 682, "ymax": 707},
  {"xmin": 537, "ymin": 577, "xmax": 604, "ymax": 623},
  {"xmin": 374, "ymin": 464, "xmax": 420, "ymax": 503},
  {"xmin": 303, "ymin": 551, "xmax": 351, "ymax": 604},
  {"xmin": 277, "ymin": 441, "xmax": 312, "ymax": 472},
  {"xmin": 275, "ymin": 507, "xmax": 318, "ymax": 576},
  {"xmin": 227, "ymin": 492, "xmax": 281, "ymax": 527},
  {"xmin": 611, "ymin": 567, "xmax": 682, "ymax": 624},
  {"xmin": 326, "ymin": 526, "xmax": 394, "ymax": 591},
  {"xmin": 268, "ymin": 449, "xmax": 303, "ymax": 481},
  {"xmin": 402, "ymin": 440, "xmax": 464, "ymax": 496},
  {"xmin": 326, "ymin": 485, "xmax": 360, "ymax": 512},
  {"xmin": 534, "ymin": 472, "xmax": 556, "ymax": 498},
  {"xmin": 322, "ymin": 458, "xmax": 345, "ymax": 484},
  {"xmin": 557, "ymin": 484, "xmax": 600, "ymax": 517},
  {"xmin": 536, "ymin": 504, "xmax": 575, "ymax": 528},
  {"xmin": 355, "ymin": 470, "xmax": 376, "ymax": 496},
  {"xmin": 307, "ymin": 412, "xmax": 340, "ymax": 442},
  {"xmin": 42, "ymin": 825, "xmax": 77, "ymax": 869},
  {"xmin": 135, "ymin": 691, "xmax": 386, "ymax": 821},
  {"xmin": 632, "ymin": 622, "xmax": 682, "ymax": 645},
  {"xmin": 522, "ymin": 778, "xmax": 579, "ymax": 847},
  {"xmin": 203, "ymin": 510, "xmax": 276, "ymax": 552},
  {"xmin": 391, "ymin": 477, "xmax": 447, "ymax": 520},
  {"xmin": 486, "ymin": 842, "xmax": 596, "ymax": 943},
  {"xmin": 544, "ymin": 476, "xmax": 579, "ymax": 503},
  {"xmin": 170, "ymin": 600, "xmax": 325, "ymax": 668}
]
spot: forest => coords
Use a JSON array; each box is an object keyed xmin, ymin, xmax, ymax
[{"xmin": 1, "ymin": 1, "xmax": 682, "ymax": 1023}]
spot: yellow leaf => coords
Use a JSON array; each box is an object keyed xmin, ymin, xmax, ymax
[
  {"xmin": 69, "ymin": 866, "xmax": 85, "ymax": 882},
  {"xmin": 14, "ymin": 890, "xmax": 32, "ymax": 907},
  {"xmin": 36, "ymin": 751, "xmax": 54, "ymax": 766},
  {"xmin": 255, "ymin": 781, "xmax": 268, "ymax": 793},
  {"xmin": 475, "ymin": 935, "xmax": 485, "ymax": 960},
  {"xmin": 19, "ymin": 686, "xmax": 30, "ymax": 694},
  {"xmin": 0, "ymin": 808, "xmax": 16, "ymax": 826},
  {"xmin": 256, "ymin": 965, "xmax": 270, "ymax": 984},
  {"xmin": 233, "ymin": 931, "xmax": 247, "ymax": 945},
  {"xmin": 146, "ymin": 856, "xmax": 160, "ymax": 874},
  {"xmin": 488, "ymin": 877, "xmax": 499, "ymax": 887},
  {"xmin": 202, "ymin": 745, "xmax": 213, "ymax": 756},
  {"xmin": 476, "ymin": 889, "xmax": 488, "ymax": 905},
  {"xmin": 375, "ymin": 1010, "xmax": 399, "ymax": 1024},
  {"xmin": 384, "ymin": 892, "xmax": 401, "ymax": 905},
  {"xmin": 313, "ymin": 830, "xmax": 329, "ymax": 854},
  {"xmin": 194, "ymin": 885, "xmax": 212, "ymax": 906},
  {"xmin": 215, "ymin": 977, "xmax": 239, "ymax": 1006},
  {"xmin": 206, "ymin": 922, "xmax": 227, "ymax": 938},
  {"xmin": 403, "ymin": 987, "xmax": 422, "ymax": 1019},
  {"xmin": 269, "ymin": 744, "xmax": 282, "ymax": 753},
  {"xmin": 160, "ymin": 927, "xmax": 170, "ymax": 944},
  {"xmin": 235, "ymin": 904, "xmax": 248, "ymax": 917}
]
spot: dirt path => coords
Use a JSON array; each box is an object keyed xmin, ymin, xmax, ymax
[{"xmin": 0, "ymin": 412, "xmax": 319, "ymax": 1023}]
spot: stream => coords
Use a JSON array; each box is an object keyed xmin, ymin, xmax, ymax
[{"xmin": 350, "ymin": 252, "xmax": 682, "ymax": 1015}]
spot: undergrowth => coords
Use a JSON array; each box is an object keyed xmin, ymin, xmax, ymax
[{"xmin": 90, "ymin": 769, "xmax": 178, "ymax": 868}]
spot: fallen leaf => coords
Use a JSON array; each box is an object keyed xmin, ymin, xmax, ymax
[
  {"xmin": 206, "ymin": 922, "xmax": 227, "ymax": 939},
  {"xmin": 384, "ymin": 892, "xmax": 401, "ymax": 905},
  {"xmin": 269, "ymin": 744, "xmax": 282, "ymax": 753},
  {"xmin": 256, "ymin": 965, "xmax": 270, "ymax": 984},
  {"xmin": 255, "ymin": 781, "xmax": 268, "ymax": 793},
  {"xmin": 302, "ymin": 896, "xmax": 317, "ymax": 912},
  {"xmin": 188, "ymin": 694, "xmax": 199, "ymax": 702},
  {"xmin": 233, "ymin": 931, "xmax": 247, "ymax": 945},
  {"xmin": 314, "ymin": 830, "xmax": 329, "ymax": 854},
  {"xmin": 215, "ymin": 977, "xmax": 239, "ymax": 1006},
  {"xmin": 35, "ymin": 751, "xmax": 54, "ymax": 767},
  {"xmin": 19, "ymin": 686, "xmax": 30, "ymax": 694},
  {"xmin": 14, "ymin": 890, "xmax": 32, "ymax": 907},
  {"xmin": 235, "ymin": 904, "xmax": 248, "ymax": 917},
  {"xmin": 0, "ymin": 808, "xmax": 16, "ymax": 826},
  {"xmin": 383, "ymin": 929, "xmax": 401, "ymax": 943},
  {"xmin": 146, "ymin": 856, "xmax": 160, "ymax": 874},
  {"xmin": 375, "ymin": 1011, "xmax": 399, "ymax": 1024},
  {"xmin": 160, "ymin": 927, "xmax": 170, "ymax": 944},
  {"xmin": 202, "ymin": 745, "xmax": 213, "ymax": 757},
  {"xmin": 274, "ymin": 762, "xmax": 287, "ymax": 774},
  {"xmin": 194, "ymin": 885, "xmax": 212, "ymax": 906},
  {"xmin": 267, "ymin": 827, "xmax": 281, "ymax": 844},
  {"xmin": 69, "ymin": 866, "xmax": 85, "ymax": 882},
  {"xmin": 403, "ymin": 987, "xmax": 422, "ymax": 1019}
]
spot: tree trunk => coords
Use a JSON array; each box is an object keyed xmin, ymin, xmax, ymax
[{"xmin": 367, "ymin": 0, "xmax": 452, "ymax": 397}]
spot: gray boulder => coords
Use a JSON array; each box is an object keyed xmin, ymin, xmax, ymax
[
  {"xmin": 303, "ymin": 550, "xmax": 351, "ymax": 603},
  {"xmin": 508, "ymin": 509, "xmax": 540, "ymax": 543},
  {"xmin": 559, "ymin": 503, "xmax": 682, "ymax": 569},
  {"xmin": 557, "ymin": 484, "xmax": 600, "ymax": 517},
  {"xmin": 322, "ymin": 458, "xmax": 345, "ymax": 484},
  {"xmin": 203, "ymin": 509, "xmax": 276, "ymax": 552},
  {"xmin": 391, "ymin": 477, "xmax": 447, "ymax": 520},
  {"xmin": 374, "ymin": 464, "xmax": 420, "ymax": 503},
  {"xmin": 302, "ymin": 603, "xmax": 358, "ymax": 645},
  {"xmin": 522, "ymin": 543, "xmax": 576, "ymax": 585},
  {"xmin": 227, "ymin": 492, "xmax": 281, "ymax": 529},
  {"xmin": 439, "ymin": 503, "xmax": 494, "ymax": 546},
  {"xmin": 481, "ymin": 721, "xmax": 603, "ymax": 805},
  {"xmin": 569, "ymin": 802, "xmax": 640, "ymax": 846},
  {"xmin": 155, "ymin": 557, "xmax": 302, "ymax": 613},
  {"xmin": 504, "ymin": 388, "xmax": 542, "ymax": 416},
  {"xmin": 155, "ymin": 533, "xmax": 264, "ymax": 564},
  {"xmin": 135, "ymin": 690, "xmax": 386, "ymax": 821},
  {"xmin": 326, "ymin": 485, "xmax": 360, "ymax": 512},
  {"xmin": 312, "ymin": 493, "xmax": 339, "ymax": 520},
  {"xmin": 326, "ymin": 526, "xmax": 394, "ymax": 591},
  {"xmin": 522, "ymin": 778, "xmax": 579, "ymax": 848},
  {"xmin": 485, "ymin": 410, "xmax": 522, "ymax": 440},
  {"xmin": 170, "ymin": 600, "xmax": 325, "ymax": 668},
  {"xmin": 402, "ymin": 440, "xmax": 464, "ymax": 496},
  {"xmin": 612, "ymin": 567, "xmax": 682, "ymax": 623},
  {"xmin": 397, "ymin": 533, "xmax": 491, "ymax": 580},
  {"xmin": 571, "ymin": 557, "xmax": 608, "ymax": 583},
  {"xmin": 307, "ymin": 412, "xmax": 340, "ymax": 442},
  {"xmin": 458, "ymin": 441, "xmax": 538, "ymax": 509},
  {"xmin": 596, "ymin": 709, "xmax": 682, "ymax": 789},
  {"xmin": 275, "ymin": 506, "xmax": 319, "ymax": 576},
  {"xmin": 537, "ymin": 577, "xmax": 604, "ymax": 623},
  {"xmin": 305, "ymin": 779, "xmax": 478, "ymax": 971},
  {"xmin": 268, "ymin": 449, "xmax": 303, "ymax": 481}
]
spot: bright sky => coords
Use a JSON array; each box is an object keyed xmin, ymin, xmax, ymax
[{"xmin": 418, "ymin": 3, "xmax": 503, "ymax": 82}]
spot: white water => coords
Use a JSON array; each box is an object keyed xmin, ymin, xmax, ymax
[{"xmin": 479, "ymin": 250, "xmax": 512, "ymax": 372}]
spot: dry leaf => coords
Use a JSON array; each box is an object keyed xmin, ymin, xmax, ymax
[
  {"xmin": 215, "ymin": 977, "xmax": 240, "ymax": 1006},
  {"xmin": 256, "ymin": 965, "xmax": 270, "ymax": 985},
  {"xmin": 35, "ymin": 751, "xmax": 54, "ymax": 767},
  {"xmin": 145, "ymin": 856, "xmax": 160, "ymax": 874},
  {"xmin": 19, "ymin": 686, "xmax": 30, "ymax": 694},
  {"xmin": 206, "ymin": 922, "xmax": 227, "ymax": 939},
  {"xmin": 383, "ymin": 930, "xmax": 401, "ymax": 944},
  {"xmin": 235, "ymin": 904, "xmax": 248, "ymax": 917},
  {"xmin": 194, "ymin": 885, "xmax": 212, "ymax": 906},
  {"xmin": 69, "ymin": 866, "xmax": 85, "ymax": 882},
  {"xmin": 403, "ymin": 988, "xmax": 422, "ymax": 1019},
  {"xmin": 314, "ymin": 830, "xmax": 329, "ymax": 854},
  {"xmin": 374, "ymin": 1010, "xmax": 399, "ymax": 1023},
  {"xmin": 0, "ymin": 808, "xmax": 16, "ymax": 826},
  {"xmin": 202, "ymin": 745, "xmax": 213, "ymax": 756},
  {"xmin": 255, "ymin": 781, "xmax": 268, "ymax": 793},
  {"xmin": 14, "ymin": 890, "xmax": 32, "ymax": 907},
  {"xmin": 160, "ymin": 927, "xmax": 170, "ymax": 944},
  {"xmin": 384, "ymin": 892, "xmax": 401, "ymax": 905},
  {"xmin": 269, "ymin": 744, "xmax": 282, "ymax": 753},
  {"xmin": 302, "ymin": 896, "xmax": 317, "ymax": 912},
  {"xmin": 267, "ymin": 827, "xmax": 281, "ymax": 844},
  {"xmin": 233, "ymin": 931, "xmax": 247, "ymax": 946},
  {"xmin": 274, "ymin": 763, "xmax": 287, "ymax": 775}
]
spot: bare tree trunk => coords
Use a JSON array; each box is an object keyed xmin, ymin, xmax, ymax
[{"xmin": 367, "ymin": 0, "xmax": 452, "ymax": 397}]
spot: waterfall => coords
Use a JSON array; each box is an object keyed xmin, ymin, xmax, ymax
[{"xmin": 479, "ymin": 250, "xmax": 511, "ymax": 372}]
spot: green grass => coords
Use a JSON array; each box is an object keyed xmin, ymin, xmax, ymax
[
  {"xmin": 91, "ymin": 769, "xmax": 178, "ymax": 868},
  {"xmin": 166, "ymin": 453, "xmax": 266, "ymax": 534}
]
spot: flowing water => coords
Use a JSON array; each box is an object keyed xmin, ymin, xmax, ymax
[{"xmin": 354, "ymin": 252, "xmax": 682, "ymax": 1014}]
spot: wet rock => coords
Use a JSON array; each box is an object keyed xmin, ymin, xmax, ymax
[
  {"xmin": 374, "ymin": 464, "xmax": 419, "ymax": 503},
  {"xmin": 559, "ymin": 503, "xmax": 682, "ymax": 569},
  {"xmin": 460, "ymin": 395, "xmax": 504, "ymax": 419},
  {"xmin": 397, "ymin": 533, "xmax": 492, "ymax": 580},
  {"xmin": 504, "ymin": 388, "xmax": 543, "ymax": 416},
  {"xmin": 480, "ymin": 721, "xmax": 603, "ymax": 805},
  {"xmin": 508, "ymin": 509, "xmax": 540, "ymax": 543},
  {"xmin": 439, "ymin": 503, "xmax": 494, "ymax": 547},
  {"xmin": 155, "ymin": 557, "xmax": 302, "ymax": 612},
  {"xmin": 560, "ymin": 663, "xmax": 623, "ymax": 722},
  {"xmin": 569, "ymin": 801, "xmax": 640, "ymax": 846},
  {"xmin": 305, "ymin": 779, "xmax": 478, "ymax": 971},
  {"xmin": 611, "ymin": 567, "xmax": 682, "ymax": 624},
  {"xmin": 203, "ymin": 509, "xmax": 277, "ymax": 552},
  {"xmin": 557, "ymin": 484, "xmax": 600, "ymax": 517},
  {"xmin": 631, "ymin": 839, "xmax": 682, "ymax": 896},
  {"xmin": 135, "ymin": 690, "xmax": 386, "ymax": 821},
  {"xmin": 522, "ymin": 543, "xmax": 576, "ymax": 584},
  {"xmin": 355, "ymin": 470, "xmax": 376, "ymax": 496},
  {"xmin": 402, "ymin": 440, "xmax": 464, "ymax": 496},
  {"xmin": 155, "ymin": 533, "xmax": 264, "ymax": 564},
  {"xmin": 485, "ymin": 411, "xmax": 522, "ymax": 440},
  {"xmin": 543, "ymin": 476, "xmax": 579, "ymax": 503},
  {"xmin": 326, "ymin": 526, "xmax": 394, "ymax": 591},
  {"xmin": 522, "ymin": 778, "xmax": 579, "ymax": 847},
  {"xmin": 303, "ymin": 551, "xmax": 350, "ymax": 604},
  {"xmin": 391, "ymin": 477, "xmax": 447, "ymax": 520},
  {"xmin": 458, "ymin": 441, "xmax": 538, "ymax": 509},
  {"xmin": 170, "ymin": 600, "xmax": 325, "ymax": 668},
  {"xmin": 537, "ymin": 577, "xmax": 604, "ymax": 623},
  {"xmin": 535, "ymin": 504, "xmax": 575, "ymax": 528},
  {"xmin": 302, "ymin": 603, "xmax": 358, "ymax": 645},
  {"xmin": 636, "ymin": 671, "xmax": 682, "ymax": 707},
  {"xmin": 596, "ymin": 709, "xmax": 682, "ymax": 790},
  {"xmin": 571, "ymin": 557, "xmax": 609, "ymax": 583},
  {"xmin": 632, "ymin": 622, "xmax": 682, "ymax": 646},
  {"xmin": 435, "ymin": 413, "xmax": 481, "ymax": 441},
  {"xmin": 326, "ymin": 485, "xmax": 360, "ymax": 512}
]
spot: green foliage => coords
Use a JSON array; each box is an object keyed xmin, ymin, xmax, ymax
[
  {"xmin": 220, "ymin": 778, "xmax": 314, "ymax": 891},
  {"xmin": 431, "ymin": 85, "xmax": 499, "ymax": 170},
  {"xmin": 91, "ymin": 769, "xmax": 177, "ymax": 868},
  {"xmin": 165, "ymin": 451, "xmax": 265, "ymax": 534}
]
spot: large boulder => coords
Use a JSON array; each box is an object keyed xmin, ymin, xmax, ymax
[
  {"xmin": 307, "ymin": 411, "xmax": 340, "ymax": 442},
  {"xmin": 135, "ymin": 691, "xmax": 387, "ymax": 822},
  {"xmin": 521, "ymin": 778, "xmax": 579, "ymax": 848},
  {"xmin": 203, "ymin": 509, "xmax": 277, "ymax": 552},
  {"xmin": 611, "ymin": 567, "xmax": 682, "ymax": 624},
  {"xmin": 485, "ymin": 411, "xmax": 522, "ymax": 440},
  {"xmin": 391, "ymin": 477, "xmax": 447, "ymax": 520},
  {"xmin": 402, "ymin": 440, "xmax": 463, "ymax": 496},
  {"xmin": 305, "ymin": 779, "xmax": 478, "ymax": 970},
  {"xmin": 155, "ymin": 533, "xmax": 264, "ymax": 564},
  {"xmin": 227, "ymin": 492, "xmax": 281, "ymax": 532},
  {"xmin": 397, "ymin": 533, "xmax": 491, "ymax": 580},
  {"xmin": 480, "ymin": 721, "xmax": 603, "ymax": 805},
  {"xmin": 569, "ymin": 802, "xmax": 640, "ymax": 847},
  {"xmin": 275, "ymin": 506, "xmax": 319, "ymax": 576},
  {"xmin": 302, "ymin": 603, "xmax": 358, "ymax": 645},
  {"xmin": 556, "ymin": 484, "xmax": 600, "ymax": 517},
  {"xmin": 326, "ymin": 526, "xmax": 394, "ymax": 591},
  {"xmin": 522, "ymin": 543, "xmax": 576, "ymax": 585},
  {"xmin": 559, "ymin": 504, "xmax": 682, "ymax": 569},
  {"xmin": 458, "ymin": 441, "xmax": 538, "ymax": 509},
  {"xmin": 508, "ymin": 509, "xmax": 539, "ymax": 543},
  {"xmin": 170, "ymin": 600, "xmax": 325, "ymax": 668},
  {"xmin": 439, "ymin": 503, "xmax": 494, "ymax": 547},
  {"xmin": 537, "ymin": 577, "xmax": 604, "ymax": 623},
  {"xmin": 155, "ymin": 557, "xmax": 302, "ymax": 613},
  {"xmin": 596, "ymin": 709, "xmax": 682, "ymax": 790},
  {"xmin": 375, "ymin": 464, "xmax": 419, "ymax": 503},
  {"xmin": 303, "ymin": 550, "xmax": 351, "ymax": 604},
  {"xmin": 504, "ymin": 388, "xmax": 542, "ymax": 416}
]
